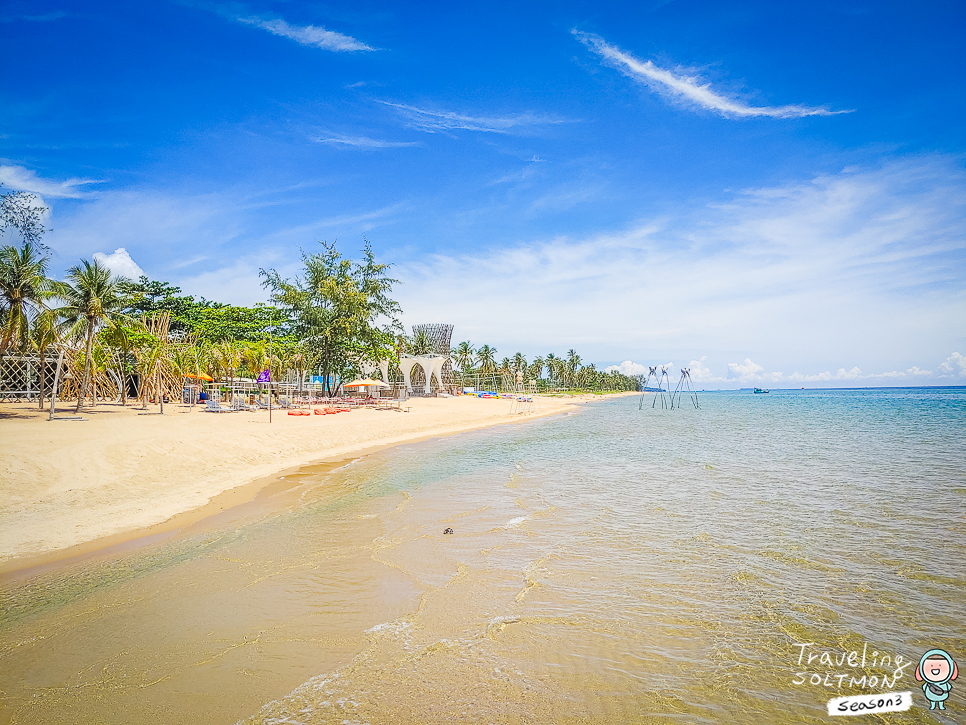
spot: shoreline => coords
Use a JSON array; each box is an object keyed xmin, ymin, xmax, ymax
[{"xmin": 0, "ymin": 393, "xmax": 630, "ymax": 578}]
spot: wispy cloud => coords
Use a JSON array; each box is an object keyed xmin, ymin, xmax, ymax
[
  {"xmin": 0, "ymin": 165, "xmax": 104, "ymax": 199},
  {"xmin": 238, "ymin": 16, "xmax": 374, "ymax": 52},
  {"xmin": 396, "ymin": 156, "xmax": 964, "ymax": 376},
  {"xmin": 310, "ymin": 133, "xmax": 418, "ymax": 148},
  {"xmin": 379, "ymin": 101, "xmax": 571, "ymax": 134},
  {"xmin": 573, "ymin": 30, "xmax": 851, "ymax": 119}
]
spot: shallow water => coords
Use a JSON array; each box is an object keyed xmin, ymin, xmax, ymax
[{"xmin": 1, "ymin": 388, "xmax": 964, "ymax": 724}]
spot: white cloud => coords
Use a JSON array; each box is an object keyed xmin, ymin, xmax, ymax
[
  {"xmin": 687, "ymin": 357, "xmax": 725, "ymax": 383},
  {"xmin": 573, "ymin": 30, "xmax": 850, "ymax": 119},
  {"xmin": 606, "ymin": 356, "xmax": 946, "ymax": 388},
  {"xmin": 310, "ymin": 133, "xmax": 419, "ymax": 148},
  {"xmin": 34, "ymin": 157, "xmax": 964, "ymax": 386},
  {"xmin": 938, "ymin": 352, "xmax": 966, "ymax": 377},
  {"xmin": 727, "ymin": 358, "xmax": 786, "ymax": 383},
  {"xmin": 0, "ymin": 164, "xmax": 103, "ymax": 199},
  {"xmin": 379, "ymin": 101, "xmax": 571, "ymax": 134},
  {"xmin": 238, "ymin": 16, "xmax": 373, "ymax": 52},
  {"xmin": 397, "ymin": 157, "xmax": 964, "ymax": 381},
  {"xmin": 43, "ymin": 187, "xmax": 401, "ymax": 305},
  {"xmin": 605, "ymin": 360, "xmax": 650, "ymax": 376},
  {"xmin": 92, "ymin": 248, "xmax": 144, "ymax": 280}
]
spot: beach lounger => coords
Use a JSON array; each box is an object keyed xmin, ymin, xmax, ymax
[{"xmin": 204, "ymin": 400, "xmax": 235, "ymax": 413}]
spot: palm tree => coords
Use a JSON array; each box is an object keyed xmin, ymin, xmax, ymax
[
  {"xmin": 512, "ymin": 352, "xmax": 527, "ymax": 376},
  {"xmin": 407, "ymin": 328, "xmax": 434, "ymax": 355},
  {"xmin": 451, "ymin": 340, "xmax": 476, "ymax": 374},
  {"xmin": 528, "ymin": 355, "xmax": 544, "ymax": 382},
  {"xmin": 477, "ymin": 344, "xmax": 497, "ymax": 377},
  {"xmin": 544, "ymin": 353, "xmax": 559, "ymax": 386},
  {"xmin": 57, "ymin": 260, "xmax": 128, "ymax": 412},
  {"xmin": 0, "ymin": 241, "xmax": 55, "ymax": 359},
  {"xmin": 566, "ymin": 349, "xmax": 582, "ymax": 388},
  {"xmin": 30, "ymin": 309, "xmax": 58, "ymax": 408},
  {"xmin": 213, "ymin": 339, "xmax": 242, "ymax": 397},
  {"xmin": 241, "ymin": 340, "xmax": 268, "ymax": 379}
]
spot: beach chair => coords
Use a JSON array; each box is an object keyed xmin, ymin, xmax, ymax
[{"xmin": 204, "ymin": 399, "xmax": 234, "ymax": 413}]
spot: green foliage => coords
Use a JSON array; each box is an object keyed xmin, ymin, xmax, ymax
[
  {"xmin": 56, "ymin": 259, "xmax": 130, "ymax": 411},
  {"xmin": 454, "ymin": 345, "xmax": 638, "ymax": 393},
  {"xmin": 0, "ymin": 241, "xmax": 56, "ymax": 356},
  {"xmin": 119, "ymin": 275, "xmax": 287, "ymax": 343},
  {"xmin": 260, "ymin": 240, "xmax": 401, "ymax": 394}
]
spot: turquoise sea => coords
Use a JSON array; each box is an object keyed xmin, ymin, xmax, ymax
[{"xmin": 1, "ymin": 387, "xmax": 964, "ymax": 724}]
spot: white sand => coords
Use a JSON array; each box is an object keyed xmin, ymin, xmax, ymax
[{"xmin": 0, "ymin": 395, "xmax": 591, "ymax": 567}]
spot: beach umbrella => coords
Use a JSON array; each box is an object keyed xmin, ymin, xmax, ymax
[
  {"xmin": 361, "ymin": 378, "xmax": 390, "ymax": 388},
  {"xmin": 343, "ymin": 379, "xmax": 369, "ymax": 388},
  {"xmin": 186, "ymin": 372, "xmax": 214, "ymax": 382}
]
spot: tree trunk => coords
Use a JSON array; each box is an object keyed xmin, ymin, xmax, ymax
[
  {"xmin": 76, "ymin": 323, "xmax": 94, "ymax": 413},
  {"xmin": 117, "ymin": 349, "xmax": 127, "ymax": 406},
  {"xmin": 38, "ymin": 348, "xmax": 46, "ymax": 409}
]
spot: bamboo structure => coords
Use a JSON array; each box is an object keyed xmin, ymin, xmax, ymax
[{"xmin": 412, "ymin": 323, "xmax": 455, "ymax": 388}]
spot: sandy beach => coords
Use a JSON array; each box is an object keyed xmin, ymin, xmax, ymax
[{"xmin": 0, "ymin": 394, "xmax": 593, "ymax": 572}]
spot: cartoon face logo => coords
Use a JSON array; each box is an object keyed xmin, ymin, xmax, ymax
[{"xmin": 916, "ymin": 649, "xmax": 958, "ymax": 711}]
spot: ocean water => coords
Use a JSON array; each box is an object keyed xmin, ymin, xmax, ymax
[{"xmin": 1, "ymin": 388, "xmax": 964, "ymax": 724}]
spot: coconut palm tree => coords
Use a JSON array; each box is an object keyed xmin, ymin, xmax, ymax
[
  {"xmin": 56, "ymin": 259, "xmax": 129, "ymax": 412},
  {"xmin": 477, "ymin": 344, "xmax": 497, "ymax": 377},
  {"xmin": 451, "ymin": 340, "xmax": 476, "ymax": 374},
  {"xmin": 407, "ymin": 328, "xmax": 434, "ymax": 355},
  {"xmin": 512, "ymin": 352, "xmax": 527, "ymax": 376},
  {"xmin": 213, "ymin": 339, "xmax": 242, "ymax": 396},
  {"xmin": 30, "ymin": 309, "xmax": 58, "ymax": 408},
  {"xmin": 528, "ymin": 355, "xmax": 544, "ymax": 382},
  {"xmin": 566, "ymin": 349, "xmax": 582, "ymax": 388},
  {"xmin": 0, "ymin": 241, "xmax": 56, "ymax": 359},
  {"xmin": 241, "ymin": 340, "xmax": 268, "ymax": 380},
  {"xmin": 544, "ymin": 353, "xmax": 559, "ymax": 386}
]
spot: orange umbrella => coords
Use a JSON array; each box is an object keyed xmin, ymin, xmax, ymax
[
  {"xmin": 360, "ymin": 378, "xmax": 390, "ymax": 388},
  {"xmin": 186, "ymin": 372, "xmax": 214, "ymax": 382},
  {"xmin": 343, "ymin": 379, "xmax": 369, "ymax": 388}
]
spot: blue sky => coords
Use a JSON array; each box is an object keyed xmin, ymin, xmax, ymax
[{"xmin": 2, "ymin": 0, "xmax": 965, "ymax": 387}]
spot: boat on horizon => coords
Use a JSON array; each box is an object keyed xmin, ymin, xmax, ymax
[{"xmin": 754, "ymin": 388, "xmax": 770, "ymax": 394}]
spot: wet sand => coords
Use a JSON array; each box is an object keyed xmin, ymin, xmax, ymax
[{"xmin": 0, "ymin": 394, "xmax": 611, "ymax": 572}]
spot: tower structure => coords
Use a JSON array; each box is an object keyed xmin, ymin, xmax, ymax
[{"xmin": 412, "ymin": 323, "xmax": 455, "ymax": 388}]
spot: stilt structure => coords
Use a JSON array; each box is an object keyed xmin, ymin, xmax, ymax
[
  {"xmin": 652, "ymin": 366, "xmax": 671, "ymax": 409},
  {"xmin": 637, "ymin": 368, "xmax": 653, "ymax": 410},
  {"xmin": 637, "ymin": 365, "xmax": 675, "ymax": 410},
  {"xmin": 509, "ymin": 370, "xmax": 533, "ymax": 415},
  {"xmin": 669, "ymin": 368, "xmax": 700, "ymax": 409}
]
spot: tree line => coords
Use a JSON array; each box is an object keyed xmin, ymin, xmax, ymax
[
  {"xmin": 448, "ymin": 342, "xmax": 637, "ymax": 393},
  {"xmin": 1, "ymin": 188, "xmax": 638, "ymax": 408}
]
